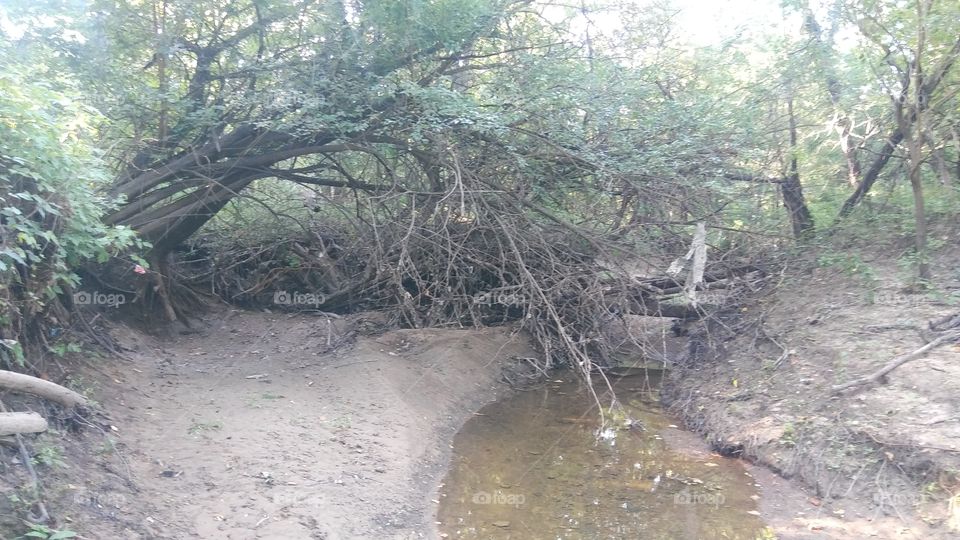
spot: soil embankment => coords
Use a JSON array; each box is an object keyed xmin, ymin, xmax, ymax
[{"xmin": 664, "ymin": 255, "xmax": 960, "ymax": 539}]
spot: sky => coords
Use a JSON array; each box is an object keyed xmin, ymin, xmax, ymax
[
  {"xmin": 672, "ymin": 0, "xmax": 794, "ymax": 46},
  {"xmin": 0, "ymin": 0, "xmax": 836, "ymax": 59}
]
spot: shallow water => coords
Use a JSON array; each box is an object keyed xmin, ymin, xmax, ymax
[{"xmin": 437, "ymin": 373, "xmax": 767, "ymax": 539}]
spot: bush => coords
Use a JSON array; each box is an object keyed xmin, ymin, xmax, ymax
[{"xmin": 0, "ymin": 59, "xmax": 140, "ymax": 368}]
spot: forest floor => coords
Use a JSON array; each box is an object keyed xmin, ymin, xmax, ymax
[{"xmin": 664, "ymin": 234, "xmax": 960, "ymax": 539}]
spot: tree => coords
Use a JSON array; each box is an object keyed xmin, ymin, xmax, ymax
[{"xmin": 835, "ymin": 0, "xmax": 960, "ymax": 221}]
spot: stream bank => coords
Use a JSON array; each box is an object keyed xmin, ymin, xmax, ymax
[{"xmin": 662, "ymin": 256, "xmax": 960, "ymax": 539}]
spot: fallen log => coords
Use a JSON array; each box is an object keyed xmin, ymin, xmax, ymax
[
  {"xmin": 637, "ymin": 264, "xmax": 764, "ymax": 292},
  {"xmin": 0, "ymin": 400, "xmax": 51, "ymax": 523},
  {"xmin": 0, "ymin": 411, "xmax": 48, "ymax": 436},
  {"xmin": 627, "ymin": 296, "xmax": 707, "ymax": 319},
  {"xmin": 0, "ymin": 371, "xmax": 88, "ymax": 408}
]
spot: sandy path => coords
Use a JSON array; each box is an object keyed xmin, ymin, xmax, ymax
[{"xmin": 95, "ymin": 310, "xmax": 535, "ymax": 539}]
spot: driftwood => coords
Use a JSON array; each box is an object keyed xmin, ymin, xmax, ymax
[
  {"xmin": 831, "ymin": 330, "xmax": 960, "ymax": 394},
  {"xmin": 0, "ymin": 400, "xmax": 50, "ymax": 523},
  {"xmin": 0, "ymin": 411, "xmax": 48, "ymax": 436},
  {"xmin": 0, "ymin": 370, "xmax": 88, "ymax": 408}
]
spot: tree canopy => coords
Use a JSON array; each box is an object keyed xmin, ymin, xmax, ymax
[{"xmin": 1, "ymin": 0, "xmax": 959, "ymax": 370}]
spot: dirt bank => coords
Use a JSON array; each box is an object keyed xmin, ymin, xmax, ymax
[
  {"xmin": 664, "ymin": 248, "xmax": 960, "ymax": 539},
  {"xmin": 10, "ymin": 309, "xmax": 536, "ymax": 539}
]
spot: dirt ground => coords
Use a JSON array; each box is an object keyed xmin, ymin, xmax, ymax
[
  {"xmin": 664, "ymin": 243, "xmax": 960, "ymax": 539},
  {"xmin": 1, "ymin": 309, "xmax": 537, "ymax": 539}
]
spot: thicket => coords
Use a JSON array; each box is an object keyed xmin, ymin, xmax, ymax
[{"xmin": 1, "ymin": 0, "xmax": 958, "ymax": 383}]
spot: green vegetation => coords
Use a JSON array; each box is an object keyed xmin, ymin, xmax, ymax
[
  {"xmin": 0, "ymin": 0, "xmax": 955, "ymax": 348},
  {"xmin": 0, "ymin": 54, "xmax": 143, "ymax": 367},
  {"xmin": 31, "ymin": 439, "xmax": 68, "ymax": 470},
  {"xmin": 187, "ymin": 419, "xmax": 223, "ymax": 434},
  {"xmin": 18, "ymin": 524, "xmax": 77, "ymax": 540}
]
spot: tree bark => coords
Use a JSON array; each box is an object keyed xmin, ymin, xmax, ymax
[
  {"xmin": 907, "ymin": 0, "xmax": 932, "ymax": 282},
  {"xmin": 0, "ymin": 412, "xmax": 48, "ymax": 436},
  {"xmin": 783, "ymin": 98, "xmax": 815, "ymax": 237},
  {"xmin": 0, "ymin": 371, "xmax": 88, "ymax": 408},
  {"xmin": 837, "ymin": 129, "xmax": 905, "ymax": 218}
]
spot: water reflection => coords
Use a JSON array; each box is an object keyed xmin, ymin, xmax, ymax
[{"xmin": 437, "ymin": 373, "xmax": 766, "ymax": 539}]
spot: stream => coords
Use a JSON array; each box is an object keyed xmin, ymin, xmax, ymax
[{"xmin": 436, "ymin": 371, "xmax": 769, "ymax": 539}]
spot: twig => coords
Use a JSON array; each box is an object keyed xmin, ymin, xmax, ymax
[
  {"xmin": 69, "ymin": 413, "xmax": 140, "ymax": 492},
  {"xmin": 831, "ymin": 330, "xmax": 960, "ymax": 394},
  {"xmin": 76, "ymin": 311, "xmax": 133, "ymax": 362},
  {"xmin": 329, "ymin": 359, "xmax": 381, "ymax": 369}
]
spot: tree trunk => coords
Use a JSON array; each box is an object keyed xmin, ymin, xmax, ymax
[
  {"xmin": 837, "ymin": 129, "xmax": 904, "ymax": 218},
  {"xmin": 783, "ymin": 98, "xmax": 815, "ymax": 238},
  {"xmin": 908, "ymin": 0, "xmax": 931, "ymax": 282},
  {"xmin": 910, "ymin": 158, "xmax": 930, "ymax": 281}
]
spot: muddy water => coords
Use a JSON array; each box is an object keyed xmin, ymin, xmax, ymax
[{"xmin": 437, "ymin": 373, "xmax": 767, "ymax": 539}]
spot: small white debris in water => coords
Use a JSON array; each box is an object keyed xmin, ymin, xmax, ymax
[
  {"xmin": 633, "ymin": 463, "xmax": 642, "ymax": 470},
  {"xmin": 653, "ymin": 475, "xmax": 661, "ymax": 485},
  {"xmin": 598, "ymin": 428, "xmax": 617, "ymax": 443}
]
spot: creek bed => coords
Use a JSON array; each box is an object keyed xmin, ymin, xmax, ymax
[{"xmin": 437, "ymin": 372, "xmax": 768, "ymax": 539}]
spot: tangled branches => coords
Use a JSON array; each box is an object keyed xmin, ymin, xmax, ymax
[{"xmin": 161, "ymin": 144, "xmax": 762, "ymax": 404}]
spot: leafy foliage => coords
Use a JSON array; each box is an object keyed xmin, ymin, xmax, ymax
[{"xmin": 0, "ymin": 53, "xmax": 140, "ymax": 365}]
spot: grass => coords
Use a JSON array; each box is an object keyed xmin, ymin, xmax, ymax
[{"xmin": 187, "ymin": 420, "xmax": 223, "ymax": 435}]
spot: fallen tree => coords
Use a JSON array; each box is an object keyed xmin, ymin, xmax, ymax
[{"xmin": 46, "ymin": 0, "xmax": 777, "ymax": 394}]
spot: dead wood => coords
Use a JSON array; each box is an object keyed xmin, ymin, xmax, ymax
[
  {"xmin": 929, "ymin": 311, "xmax": 960, "ymax": 332},
  {"xmin": 0, "ymin": 400, "xmax": 50, "ymax": 523},
  {"xmin": 0, "ymin": 411, "xmax": 48, "ymax": 436},
  {"xmin": 831, "ymin": 330, "xmax": 960, "ymax": 394},
  {"xmin": 0, "ymin": 370, "xmax": 88, "ymax": 408}
]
